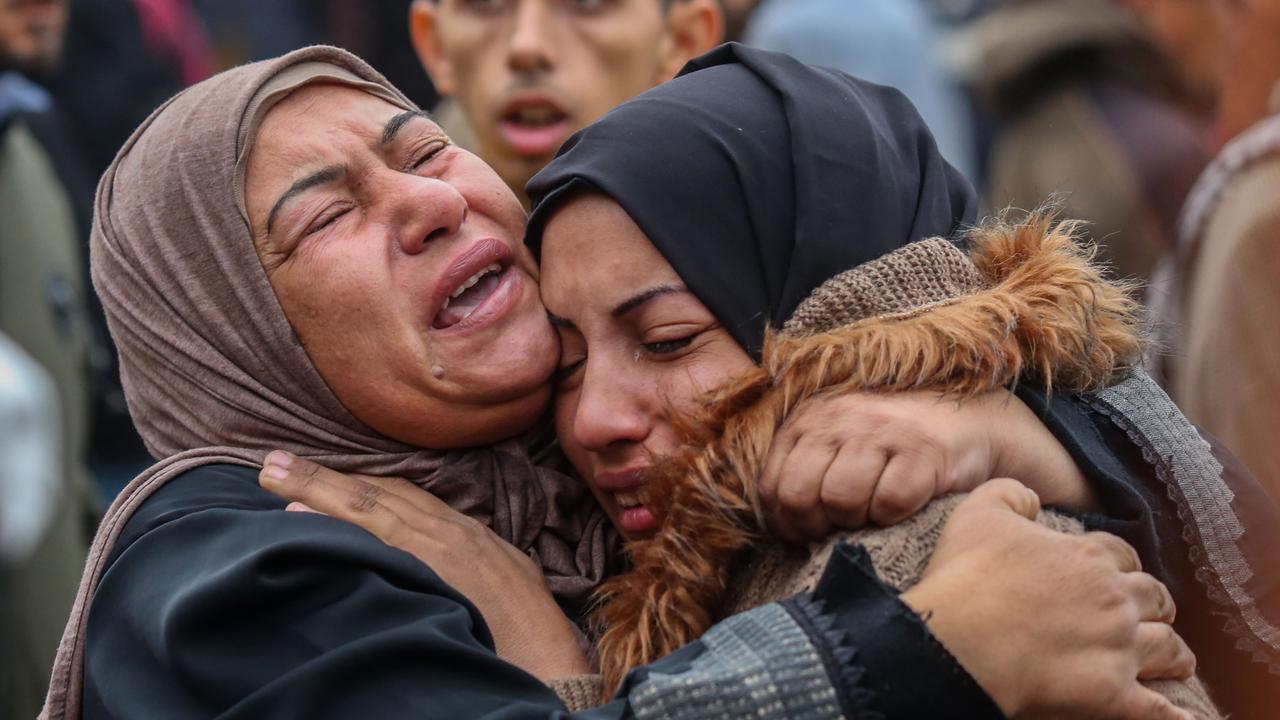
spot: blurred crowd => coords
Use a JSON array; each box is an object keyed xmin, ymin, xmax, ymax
[{"xmin": 1, "ymin": 0, "xmax": 1277, "ymax": 716}]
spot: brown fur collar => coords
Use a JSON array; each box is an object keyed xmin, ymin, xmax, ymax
[{"xmin": 590, "ymin": 213, "xmax": 1144, "ymax": 696}]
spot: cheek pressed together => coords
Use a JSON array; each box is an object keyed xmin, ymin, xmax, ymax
[
  {"xmin": 242, "ymin": 83, "xmax": 559, "ymax": 449},
  {"xmin": 539, "ymin": 192, "xmax": 755, "ymax": 538}
]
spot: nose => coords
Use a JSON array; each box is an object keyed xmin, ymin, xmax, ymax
[
  {"xmin": 507, "ymin": 0, "xmax": 556, "ymax": 74},
  {"xmin": 393, "ymin": 174, "xmax": 468, "ymax": 255},
  {"xmin": 571, "ymin": 356, "xmax": 653, "ymax": 454}
]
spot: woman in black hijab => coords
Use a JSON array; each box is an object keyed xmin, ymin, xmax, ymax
[{"xmin": 523, "ymin": 44, "xmax": 1280, "ymax": 717}]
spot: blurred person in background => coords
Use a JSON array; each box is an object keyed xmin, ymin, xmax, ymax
[
  {"xmin": 52, "ymin": 0, "xmax": 212, "ymax": 178},
  {"xmin": 741, "ymin": 0, "xmax": 978, "ymax": 181},
  {"xmin": 0, "ymin": 333, "xmax": 63, "ymax": 719},
  {"xmin": 46, "ymin": 0, "xmax": 215, "ymax": 498},
  {"xmin": 193, "ymin": 0, "xmax": 440, "ymax": 111},
  {"xmin": 409, "ymin": 0, "xmax": 723, "ymax": 206},
  {"xmin": 1159, "ymin": 0, "xmax": 1280, "ymax": 504},
  {"xmin": 0, "ymin": 0, "xmax": 94, "ymax": 715},
  {"xmin": 0, "ymin": 333, "xmax": 61, "ymax": 570},
  {"xmin": 721, "ymin": 0, "xmax": 757, "ymax": 41},
  {"xmin": 963, "ymin": 0, "xmax": 1219, "ymax": 282}
]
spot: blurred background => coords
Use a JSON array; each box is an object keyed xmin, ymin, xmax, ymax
[{"xmin": 2, "ymin": 0, "xmax": 1276, "ymax": 716}]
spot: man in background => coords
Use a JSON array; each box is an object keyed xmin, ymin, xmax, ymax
[
  {"xmin": 0, "ymin": 0, "xmax": 94, "ymax": 716},
  {"xmin": 965, "ymin": 0, "xmax": 1218, "ymax": 283},
  {"xmin": 409, "ymin": 0, "xmax": 723, "ymax": 205},
  {"xmin": 1165, "ymin": 0, "xmax": 1280, "ymax": 509}
]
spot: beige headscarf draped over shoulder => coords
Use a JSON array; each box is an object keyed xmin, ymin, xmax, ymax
[{"xmin": 41, "ymin": 46, "xmax": 614, "ymax": 720}]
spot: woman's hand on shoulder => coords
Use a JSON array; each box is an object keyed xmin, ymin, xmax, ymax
[
  {"xmin": 903, "ymin": 479, "xmax": 1196, "ymax": 719},
  {"xmin": 761, "ymin": 389, "xmax": 1097, "ymax": 542},
  {"xmin": 257, "ymin": 451, "xmax": 591, "ymax": 684}
]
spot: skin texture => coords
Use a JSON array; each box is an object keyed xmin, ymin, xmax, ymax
[
  {"xmin": 410, "ymin": 0, "xmax": 722, "ymax": 203},
  {"xmin": 244, "ymin": 83, "xmax": 558, "ymax": 448},
  {"xmin": 0, "ymin": 0, "xmax": 66, "ymax": 75}
]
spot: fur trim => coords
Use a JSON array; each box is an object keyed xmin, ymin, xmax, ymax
[{"xmin": 591, "ymin": 212, "xmax": 1144, "ymax": 697}]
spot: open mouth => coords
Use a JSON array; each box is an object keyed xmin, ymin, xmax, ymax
[
  {"xmin": 497, "ymin": 97, "xmax": 572, "ymax": 158},
  {"xmin": 433, "ymin": 262, "xmax": 506, "ymax": 330},
  {"xmin": 613, "ymin": 487, "xmax": 650, "ymax": 510}
]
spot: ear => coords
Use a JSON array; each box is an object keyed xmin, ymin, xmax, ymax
[
  {"xmin": 654, "ymin": 0, "xmax": 725, "ymax": 83},
  {"xmin": 410, "ymin": 0, "xmax": 457, "ymax": 96}
]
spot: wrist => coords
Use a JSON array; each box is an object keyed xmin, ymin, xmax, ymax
[
  {"xmin": 988, "ymin": 396, "xmax": 1099, "ymax": 511},
  {"xmin": 902, "ymin": 580, "xmax": 1024, "ymax": 717}
]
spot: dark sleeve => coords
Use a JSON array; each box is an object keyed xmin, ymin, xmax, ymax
[
  {"xmin": 802, "ymin": 543, "xmax": 1003, "ymax": 719},
  {"xmin": 86, "ymin": 466, "xmax": 988, "ymax": 720}
]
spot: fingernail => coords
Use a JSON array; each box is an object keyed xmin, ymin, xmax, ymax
[
  {"xmin": 287, "ymin": 502, "xmax": 319, "ymax": 513},
  {"xmin": 264, "ymin": 464, "xmax": 290, "ymax": 480},
  {"xmin": 264, "ymin": 450, "xmax": 295, "ymax": 469}
]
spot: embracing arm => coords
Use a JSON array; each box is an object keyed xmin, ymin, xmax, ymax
[{"xmin": 86, "ymin": 464, "xmax": 990, "ymax": 720}]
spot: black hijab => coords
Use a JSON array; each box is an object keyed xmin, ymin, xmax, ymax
[{"xmin": 526, "ymin": 43, "xmax": 977, "ymax": 357}]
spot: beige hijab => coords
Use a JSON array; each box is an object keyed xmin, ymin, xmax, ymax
[{"xmin": 42, "ymin": 46, "xmax": 614, "ymax": 719}]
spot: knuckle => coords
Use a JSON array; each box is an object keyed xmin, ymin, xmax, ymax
[
  {"xmin": 776, "ymin": 482, "xmax": 813, "ymax": 510},
  {"xmin": 819, "ymin": 483, "xmax": 867, "ymax": 514},
  {"xmin": 296, "ymin": 459, "xmax": 323, "ymax": 484},
  {"xmin": 349, "ymin": 484, "xmax": 385, "ymax": 514},
  {"xmin": 870, "ymin": 477, "xmax": 927, "ymax": 521}
]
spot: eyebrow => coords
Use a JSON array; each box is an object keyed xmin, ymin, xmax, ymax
[
  {"xmin": 545, "ymin": 285, "xmax": 689, "ymax": 328},
  {"xmin": 612, "ymin": 285, "xmax": 688, "ymax": 317},
  {"xmin": 380, "ymin": 110, "xmax": 433, "ymax": 148},
  {"xmin": 265, "ymin": 110, "xmax": 433, "ymax": 235}
]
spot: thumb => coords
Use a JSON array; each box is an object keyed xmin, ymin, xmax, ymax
[{"xmin": 956, "ymin": 478, "xmax": 1041, "ymax": 521}]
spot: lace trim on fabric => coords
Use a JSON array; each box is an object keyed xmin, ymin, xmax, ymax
[{"xmin": 1087, "ymin": 371, "xmax": 1280, "ymax": 671}]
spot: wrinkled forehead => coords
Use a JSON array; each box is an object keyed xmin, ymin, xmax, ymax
[{"xmin": 232, "ymin": 61, "xmax": 416, "ymax": 224}]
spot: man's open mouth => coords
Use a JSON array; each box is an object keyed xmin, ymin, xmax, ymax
[{"xmin": 497, "ymin": 97, "xmax": 572, "ymax": 158}]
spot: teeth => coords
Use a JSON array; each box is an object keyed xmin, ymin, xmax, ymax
[
  {"xmin": 445, "ymin": 263, "xmax": 502, "ymax": 308},
  {"xmin": 614, "ymin": 491, "xmax": 643, "ymax": 509}
]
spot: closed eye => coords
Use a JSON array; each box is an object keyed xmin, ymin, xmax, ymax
[
  {"xmin": 642, "ymin": 336, "xmax": 695, "ymax": 355},
  {"xmin": 408, "ymin": 140, "xmax": 451, "ymax": 172},
  {"xmin": 306, "ymin": 205, "xmax": 352, "ymax": 236}
]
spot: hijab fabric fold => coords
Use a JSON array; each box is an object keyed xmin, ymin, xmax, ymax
[
  {"xmin": 42, "ymin": 46, "xmax": 613, "ymax": 720},
  {"xmin": 527, "ymin": 43, "xmax": 977, "ymax": 357}
]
